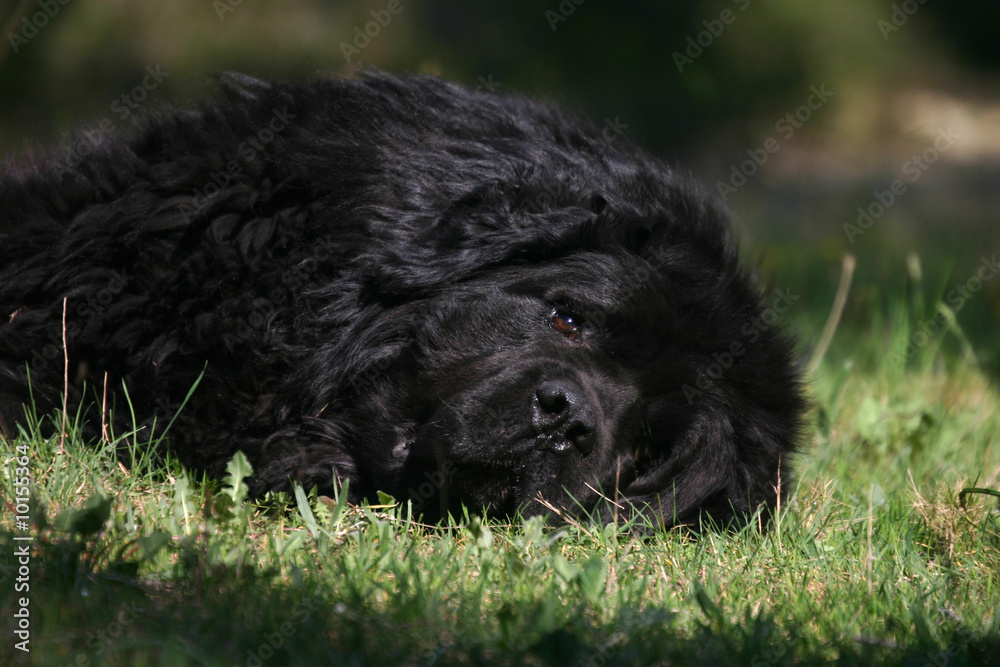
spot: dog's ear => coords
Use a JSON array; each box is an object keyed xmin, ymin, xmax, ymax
[
  {"xmin": 358, "ymin": 179, "xmax": 602, "ymax": 297},
  {"xmin": 216, "ymin": 72, "xmax": 273, "ymax": 102},
  {"xmin": 618, "ymin": 179, "xmax": 741, "ymax": 285}
]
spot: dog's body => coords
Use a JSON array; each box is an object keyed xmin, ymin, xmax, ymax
[{"xmin": 0, "ymin": 72, "xmax": 803, "ymax": 526}]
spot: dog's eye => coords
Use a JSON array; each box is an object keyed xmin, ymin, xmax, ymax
[{"xmin": 551, "ymin": 310, "xmax": 583, "ymax": 342}]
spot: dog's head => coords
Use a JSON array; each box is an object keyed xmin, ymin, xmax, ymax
[
  {"xmin": 261, "ymin": 72, "xmax": 805, "ymax": 527},
  {"xmin": 398, "ymin": 222, "xmax": 799, "ymax": 528},
  {"xmin": 339, "ymin": 168, "xmax": 801, "ymax": 526}
]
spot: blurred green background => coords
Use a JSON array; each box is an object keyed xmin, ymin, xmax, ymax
[{"xmin": 1, "ymin": 0, "xmax": 998, "ymax": 373}]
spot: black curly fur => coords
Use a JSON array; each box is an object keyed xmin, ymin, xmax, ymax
[{"xmin": 0, "ymin": 70, "xmax": 804, "ymax": 526}]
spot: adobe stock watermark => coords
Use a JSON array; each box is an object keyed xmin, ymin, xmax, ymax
[
  {"xmin": 52, "ymin": 65, "xmax": 170, "ymax": 174},
  {"xmin": 715, "ymin": 84, "xmax": 833, "ymax": 202},
  {"xmin": 6, "ymin": 0, "xmax": 72, "ymax": 55},
  {"xmin": 673, "ymin": 0, "xmax": 752, "ymax": 73},
  {"xmin": 877, "ymin": 0, "xmax": 929, "ymax": 41},
  {"xmin": 54, "ymin": 600, "xmax": 145, "ymax": 665},
  {"xmin": 561, "ymin": 241, "xmax": 676, "ymax": 332},
  {"xmin": 473, "ymin": 74, "xmax": 502, "ymax": 94},
  {"xmin": 340, "ymin": 0, "xmax": 413, "ymax": 64},
  {"xmin": 213, "ymin": 0, "xmax": 245, "ymax": 21},
  {"xmin": 577, "ymin": 635, "xmax": 624, "ymax": 667},
  {"xmin": 681, "ymin": 287, "xmax": 800, "ymax": 404},
  {"xmin": 593, "ymin": 116, "xmax": 629, "ymax": 149},
  {"xmin": 521, "ymin": 115, "xmax": 628, "ymax": 215},
  {"xmin": 179, "ymin": 106, "xmax": 296, "ymax": 223},
  {"xmin": 421, "ymin": 631, "xmax": 457, "ymax": 664},
  {"xmin": 843, "ymin": 126, "xmax": 959, "ymax": 244},
  {"xmin": 220, "ymin": 231, "xmax": 343, "ymax": 353},
  {"xmin": 916, "ymin": 644, "xmax": 962, "ymax": 667},
  {"xmin": 748, "ymin": 634, "xmax": 789, "ymax": 666},
  {"xmin": 545, "ymin": 0, "xmax": 585, "ymax": 31},
  {"xmin": 406, "ymin": 461, "xmax": 457, "ymax": 513},
  {"xmin": 236, "ymin": 597, "xmax": 320, "ymax": 667},
  {"xmin": 11, "ymin": 439, "xmax": 33, "ymax": 653},
  {"xmin": 892, "ymin": 254, "xmax": 999, "ymax": 367},
  {"xmin": 22, "ymin": 269, "xmax": 133, "ymax": 375},
  {"xmin": 110, "ymin": 65, "xmax": 171, "ymax": 121}
]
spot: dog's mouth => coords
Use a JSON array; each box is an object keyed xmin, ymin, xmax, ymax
[
  {"xmin": 402, "ymin": 399, "xmax": 652, "ymax": 517},
  {"xmin": 395, "ymin": 356, "xmax": 650, "ymax": 517}
]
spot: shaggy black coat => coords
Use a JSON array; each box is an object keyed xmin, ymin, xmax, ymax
[{"xmin": 0, "ymin": 71, "xmax": 804, "ymax": 526}]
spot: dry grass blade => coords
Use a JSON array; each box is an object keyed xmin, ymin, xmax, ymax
[{"xmin": 808, "ymin": 253, "xmax": 856, "ymax": 376}]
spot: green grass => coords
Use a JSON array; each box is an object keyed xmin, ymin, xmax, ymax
[{"xmin": 2, "ymin": 264, "xmax": 999, "ymax": 666}]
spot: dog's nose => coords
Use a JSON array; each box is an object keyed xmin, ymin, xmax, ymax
[{"xmin": 532, "ymin": 380, "xmax": 598, "ymax": 456}]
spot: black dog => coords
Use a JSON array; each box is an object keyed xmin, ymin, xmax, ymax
[{"xmin": 0, "ymin": 71, "xmax": 803, "ymax": 526}]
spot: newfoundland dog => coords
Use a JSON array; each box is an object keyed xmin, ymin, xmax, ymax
[{"xmin": 0, "ymin": 71, "xmax": 803, "ymax": 527}]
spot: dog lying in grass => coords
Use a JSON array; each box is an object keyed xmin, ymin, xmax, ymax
[{"xmin": 0, "ymin": 71, "xmax": 804, "ymax": 526}]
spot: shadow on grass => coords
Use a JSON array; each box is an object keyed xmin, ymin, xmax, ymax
[{"xmin": 2, "ymin": 529, "xmax": 996, "ymax": 666}]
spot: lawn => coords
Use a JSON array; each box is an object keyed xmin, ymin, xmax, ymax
[{"xmin": 2, "ymin": 250, "xmax": 999, "ymax": 666}]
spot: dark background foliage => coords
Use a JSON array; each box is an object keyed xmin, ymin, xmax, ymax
[{"xmin": 1, "ymin": 0, "xmax": 998, "ymax": 372}]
